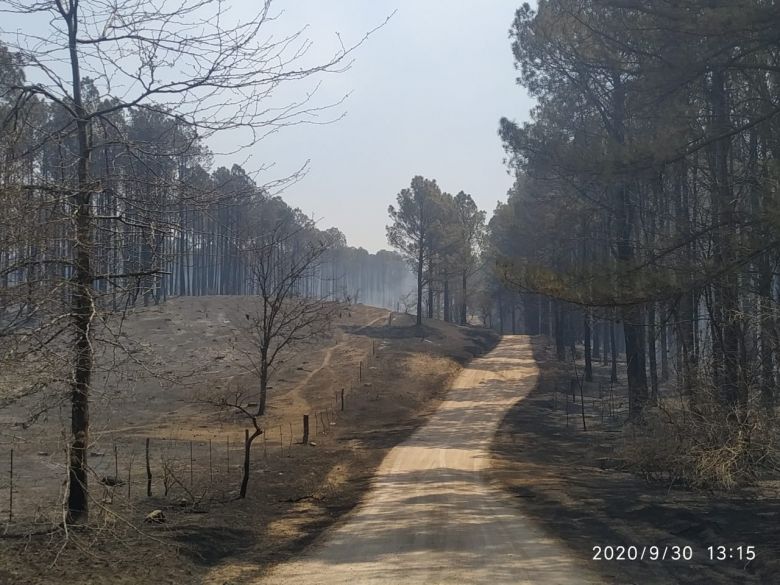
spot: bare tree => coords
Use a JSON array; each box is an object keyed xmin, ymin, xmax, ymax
[
  {"xmin": 241, "ymin": 217, "xmax": 340, "ymax": 417},
  {"xmin": 201, "ymin": 218, "xmax": 340, "ymax": 498}
]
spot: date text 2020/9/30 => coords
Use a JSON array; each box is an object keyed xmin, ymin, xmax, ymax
[{"xmin": 592, "ymin": 545, "xmax": 756, "ymax": 562}]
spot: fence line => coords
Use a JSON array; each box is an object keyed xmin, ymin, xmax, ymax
[
  {"xmin": 548, "ymin": 376, "xmax": 630, "ymax": 431},
  {"xmin": 2, "ymin": 336, "xmax": 383, "ymax": 527}
]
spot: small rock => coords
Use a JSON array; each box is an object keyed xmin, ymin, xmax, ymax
[
  {"xmin": 100, "ymin": 476, "xmax": 125, "ymax": 487},
  {"xmin": 89, "ymin": 451, "xmax": 105, "ymax": 457},
  {"xmin": 37, "ymin": 451, "xmax": 49, "ymax": 456},
  {"xmin": 144, "ymin": 510, "xmax": 166, "ymax": 524},
  {"xmin": 309, "ymin": 442, "xmax": 317, "ymax": 446}
]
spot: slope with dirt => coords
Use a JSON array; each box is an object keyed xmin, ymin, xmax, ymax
[{"xmin": 0, "ymin": 301, "xmax": 498, "ymax": 585}]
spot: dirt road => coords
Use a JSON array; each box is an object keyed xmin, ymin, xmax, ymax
[{"xmin": 257, "ymin": 336, "xmax": 596, "ymax": 585}]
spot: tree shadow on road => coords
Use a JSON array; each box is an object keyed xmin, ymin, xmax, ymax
[{"xmin": 488, "ymin": 335, "xmax": 779, "ymax": 585}]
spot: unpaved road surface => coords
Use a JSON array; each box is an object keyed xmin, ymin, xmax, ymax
[{"xmin": 258, "ymin": 336, "xmax": 597, "ymax": 585}]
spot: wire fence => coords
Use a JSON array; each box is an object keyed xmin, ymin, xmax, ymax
[
  {"xmin": 1, "ymin": 336, "xmax": 384, "ymax": 531},
  {"xmin": 547, "ymin": 376, "xmax": 631, "ymax": 431}
]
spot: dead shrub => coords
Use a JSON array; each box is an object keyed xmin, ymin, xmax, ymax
[{"xmin": 619, "ymin": 396, "xmax": 778, "ymax": 490}]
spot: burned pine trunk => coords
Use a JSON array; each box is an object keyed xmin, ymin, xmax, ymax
[
  {"xmin": 709, "ymin": 67, "xmax": 743, "ymax": 408},
  {"xmin": 584, "ymin": 311, "xmax": 593, "ymax": 383},
  {"xmin": 65, "ymin": 6, "xmax": 94, "ymax": 524}
]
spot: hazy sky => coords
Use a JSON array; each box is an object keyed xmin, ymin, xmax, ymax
[
  {"xmin": 3, "ymin": 1, "xmax": 534, "ymax": 254},
  {"xmin": 222, "ymin": 1, "xmax": 535, "ymax": 252}
]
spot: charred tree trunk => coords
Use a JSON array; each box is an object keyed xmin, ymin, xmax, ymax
[
  {"xmin": 460, "ymin": 269, "xmax": 468, "ymax": 325},
  {"xmin": 622, "ymin": 306, "xmax": 648, "ymax": 417},
  {"xmin": 612, "ymin": 73, "xmax": 648, "ymax": 419},
  {"xmin": 65, "ymin": 4, "xmax": 93, "ymax": 524},
  {"xmin": 610, "ymin": 316, "xmax": 618, "ymax": 383},
  {"xmin": 648, "ymin": 304, "xmax": 659, "ymax": 402},
  {"xmin": 426, "ymin": 260, "xmax": 434, "ymax": 319},
  {"xmin": 258, "ymin": 351, "xmax": 269, "ymax": 416},
  {"xmin": 240, "ymin": 426, "xmax": 263, "ymax": 498},
  {"xmin": 554, "ymin": 302, "xmax": 566, "ymax": 361},
  {"xmin": 711, "ymin": 68, "xmax": 742, "ymax": 407},
  {"xmin": 758, "ymin": 254, "xmax": 775, "ymax": 411},
  {"xmin": 660, "ymin": 309, "xmax": 669, "ymax": 382},
  {"xmin": 416, "ymin": 245, "xmax": 424, "ymax": 326},
  {"xmin": 443, "ymin": 276, "xmax": 450, "ymax": 323},
  {"xmin": 498, "ymin": 292, "xmax": 505, "ymax": 334},
  {"xmin": 584, "ymin": 311, "xmax": 593, "ymax": 382}
]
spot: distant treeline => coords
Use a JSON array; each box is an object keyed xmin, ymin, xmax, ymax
[{"xmin": 0, "ymin": 53, "xmax": 413, "ymax": 319}]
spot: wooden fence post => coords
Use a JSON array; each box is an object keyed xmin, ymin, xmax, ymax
[
  {"xmin": 189, "ymin": 441, "xmax": 194, "ymax": 487},
  {"xmin": 242, "ymin": 429, "xmax": 250, "ymax": 498},
  {"xmin": 8, "ymin": 448, "xmax": 13, "ymax": 523},
  {"xmin": 302, "ymin": 415, "xmax": 309, "ymax": 445},
  {"xmin": 341, "ymin": 388, "xmax": 345, "ymax": 412},
  {"xmin": 145, "ymin": 438, "xmax": 152, "ymax": 497},
  {"xmin": 127, "ymin": 453, "xmax": 134, "ymax": 500}
]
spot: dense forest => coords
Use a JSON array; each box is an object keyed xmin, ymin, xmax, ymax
[
  {"xmin": 0, "ymin": 79, "xmax": 412, "ymax": 314},
  {"xmin": 483, "ymin": 0, "xmax": 780, "ymax": 487},
  {"xmin": 382, "ymin": 0, "xmax": 780, "ymax": 490}
]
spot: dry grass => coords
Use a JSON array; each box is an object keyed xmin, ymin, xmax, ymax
[
  {"xmin": 0, "ymin": 302, "xmax": 499, "ymax": 585},
  {"xmin": 620, "ymin": 395, "xmax": 779, "ymax": 490}
]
